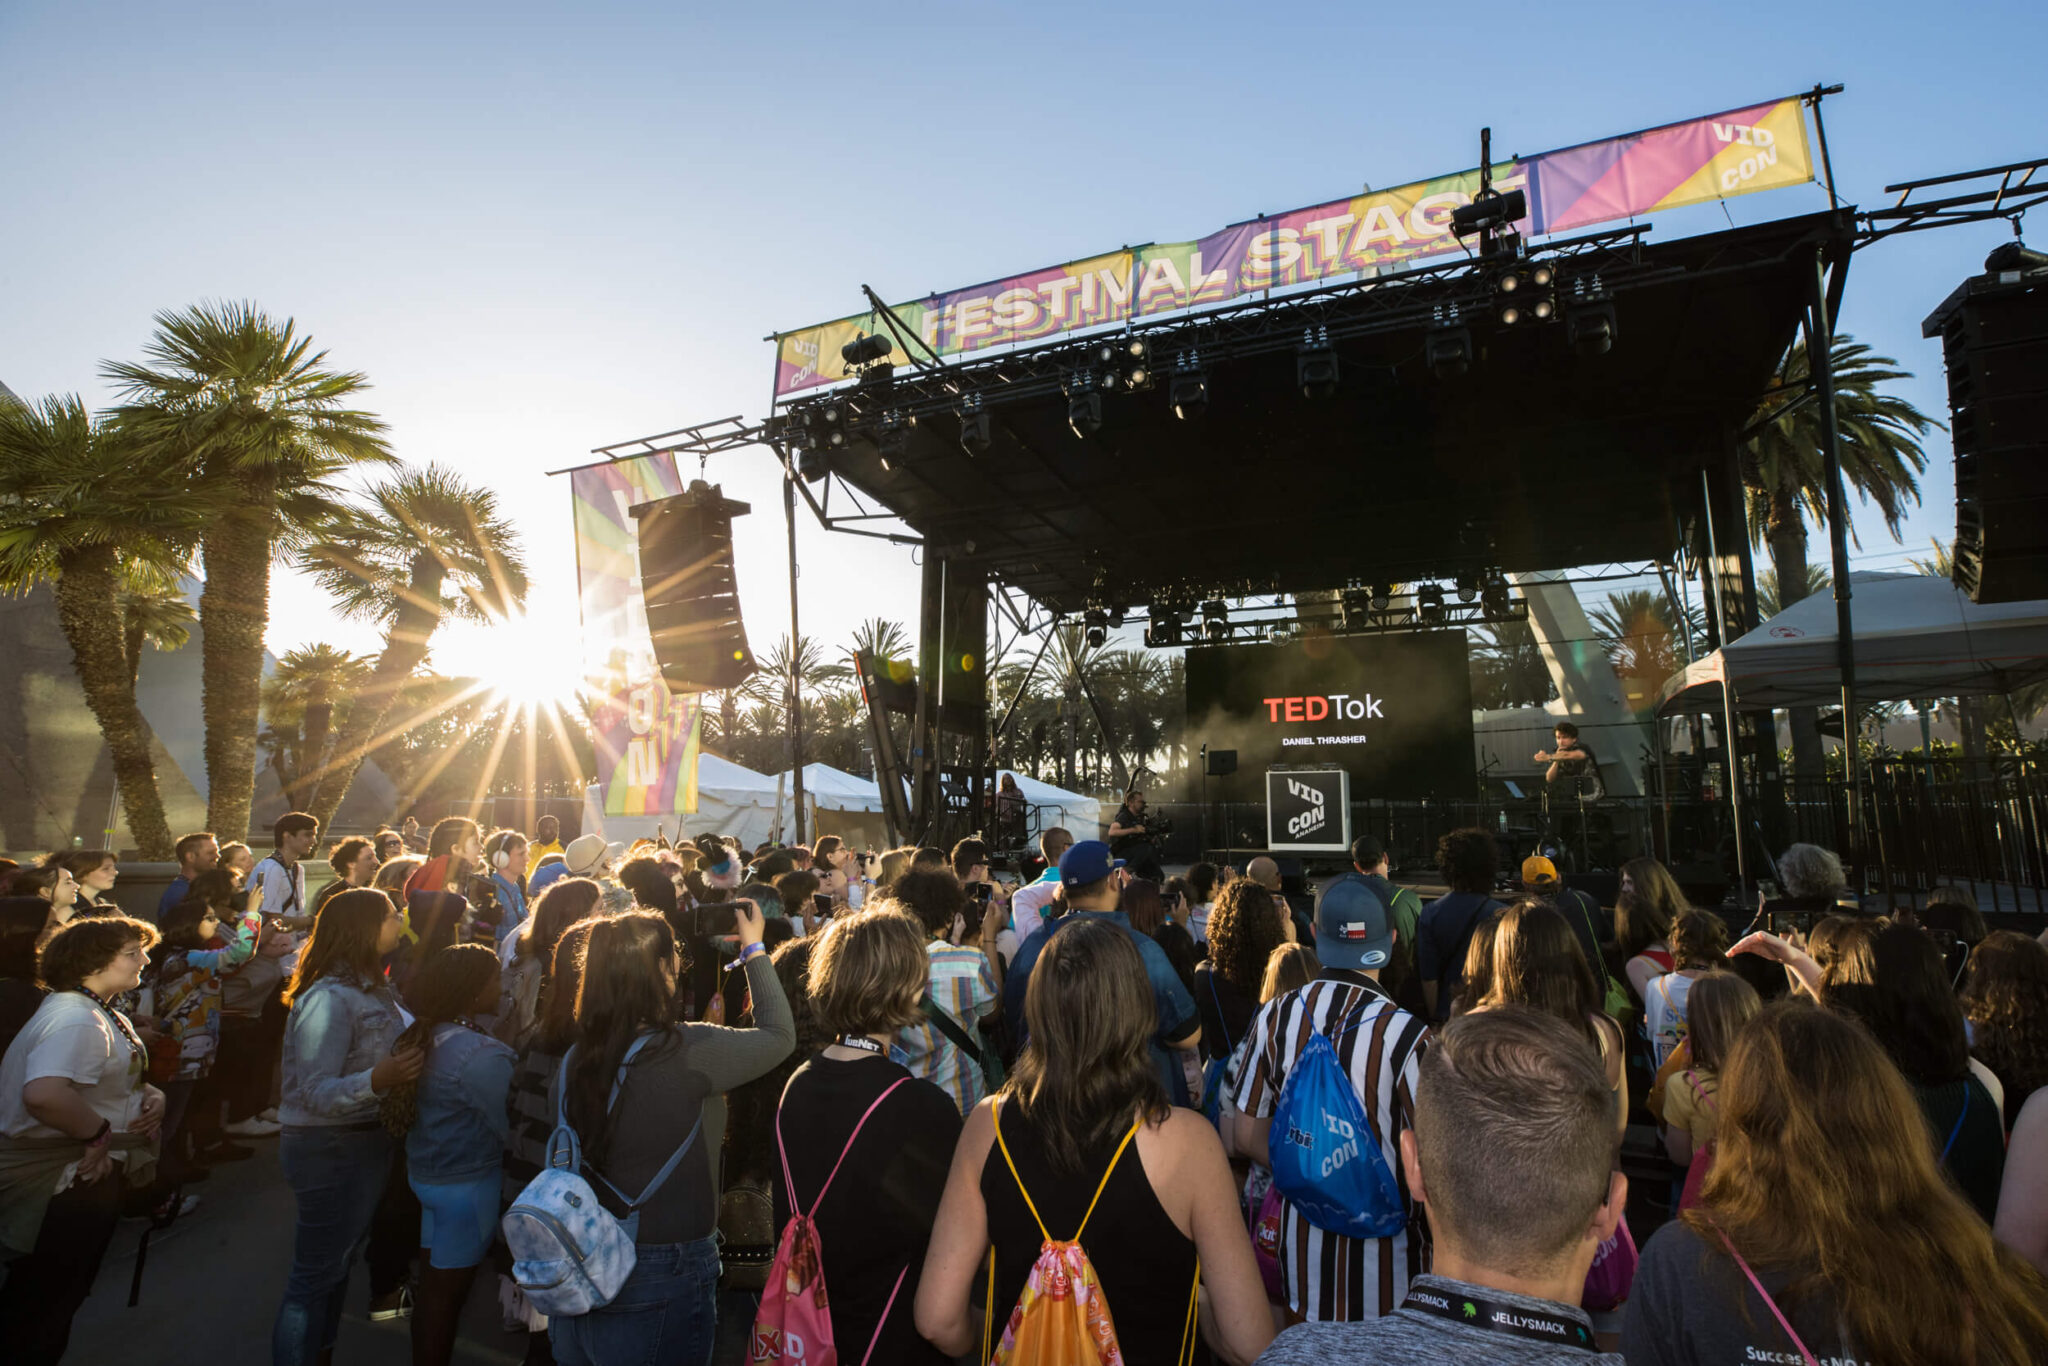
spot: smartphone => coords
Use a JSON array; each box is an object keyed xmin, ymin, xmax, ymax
[
  {"xmin": 691, "ymin": 902, "xmax": 743, "ymax": 936},
  {"xmin": 974, "ymin": 883, "xmax": 994, "ymax": 905},
  {"xmin": 812, "ymin": 893, "xmax": 833, "ymax": 917},
  {"xmin": 1769, "ymin": 905, "xmax": 1821, "ymax": 938}
]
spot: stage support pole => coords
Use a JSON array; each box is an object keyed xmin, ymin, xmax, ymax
[
  {"xmin": 784, "ymin": 469, "xmax": 806, "ymax": 844},
  {"xmin": 1807, "ymin": 248, "xmax": 1860, "ymax": 886},
  {"xmin": 1701, "ymin": 469, "xmax": 1750, "ymax": 901}
]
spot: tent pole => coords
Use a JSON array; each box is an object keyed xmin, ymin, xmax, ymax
[
  {"xmin": 1702, "ymin": 469, "xmax": 1750, "ymax": 901},
  {"xmin": 1807, "ymin": 250, "xmax": 1860, "ymax": 887}
]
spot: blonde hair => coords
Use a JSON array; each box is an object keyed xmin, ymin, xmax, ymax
[
  {"xmin": 1260, "ymin": 942, "xmax": 1320, "ymax": 1002},
  {"xmin": 806, "ymin": 908, "xmax": 928, "ymax": 1037}
]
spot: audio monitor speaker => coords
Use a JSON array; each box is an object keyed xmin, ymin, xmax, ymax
[{"xmin": 631, "ymin": 482, "xmax": 757, "ymax": 693}]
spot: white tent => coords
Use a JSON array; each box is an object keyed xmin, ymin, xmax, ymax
[
  {"xmin": 768, "ymin": 765, "xmax": 1103, "ymax": 846},
  {"xmin": 782, "ymin": 762, "xmax": 889, "ymax": 813},
  {"xmin": 581, "ymin": 752, "xmax": 782, "ymax": 849},
  {"xmin": 1659, "ymin": 572, "xmax": 2048, "ymax": 715}
]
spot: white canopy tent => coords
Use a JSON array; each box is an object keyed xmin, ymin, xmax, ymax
[
  {"xmin": 580, "ymin": 752, "xmax": 782, "ymax": 849},
  {"xmin": 1659, "ymin": 572, "xmax": 2048, "ymax": 716},
  {"xmin": 774, "ymin": 765, "xmax": 1105, "ymax": 848}
]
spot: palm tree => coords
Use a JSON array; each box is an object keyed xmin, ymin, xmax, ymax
[
  {"xmin": 843, "ymin": 617, "xmax": 912, "ymax": 671},
  {"xmin": 1756, "ymin": 564, "xmax": 1832, "ymax": 620},
  {"xmin": 300, "ymin": 465, "xmax": 528, "ymax": 825},
  {"xmin": 114, "ymin": 569, "xmax": 197, "ymax": 690},
  {"xmin": 761, "ymin": 634, "xmax": 851, "ymax": 721},
  {"xmin": 263, "ymin": 645, "xmax": 370, "ymax": 807},
  {"xmin": 0, "ymin": 395, "xmax": 208, "ymax": 857},
  {"xmin": 1908, "ymin": 537, "xmax": 1955, "ymax": 580},
  {"xmin": 105, "ymin": 301, "xmax": 392, "ymax": 839}
]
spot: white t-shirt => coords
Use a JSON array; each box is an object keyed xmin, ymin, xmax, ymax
[
  {"xmin": 1643, "ymin": 971, "xmax": 1699, "ymax": 1068},
  {"xmin": 1010, "ymin": 878, "xmax": 1062, "ymax": 942},
  {"xmin": 0, "ymin": 992, "xmax": 147, "ymax": 1151}
]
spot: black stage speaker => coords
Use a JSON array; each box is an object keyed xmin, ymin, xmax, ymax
[
  {"xmin": 1205, "ymin": 748, "xmax": 1238, "ymax": 777},
  {"xmin": 1924, "ymin": 245, "xmax": 2048, "ymax": 602},
  {"xmin": 921, "ymin": 558, "xmax": 987, "ymax": 723},
  {"xmin": 631, "ymin": 482, "xmax": 757, "ymax": 693}
]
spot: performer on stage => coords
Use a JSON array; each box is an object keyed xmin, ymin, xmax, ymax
[
  {"xmin": 1107, "ymin": 786, "xmax": 1164, "ymax": 882},
  {"xmin": 1532, "ymin": 721, "xmax": 1602, "ymax": 867}
]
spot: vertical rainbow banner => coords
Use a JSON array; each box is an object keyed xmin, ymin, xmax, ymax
[
  {"xmin": 771, "ymin": 97, "xmax": 1815, "ymax": 395},
  {"xmin": 570, "ymin": 455, "xmax": 703, "ymax": 816}
]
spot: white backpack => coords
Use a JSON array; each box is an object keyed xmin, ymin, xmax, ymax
[{"xmin": 501, "ymin": 1036, "xmax": 702, "ymax": 1317}]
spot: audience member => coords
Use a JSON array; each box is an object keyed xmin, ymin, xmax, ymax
[
  {"xmin": 719, "ymin": 936, "xmax": 824, "ymax": 1296},
  {"xmin": 0, "ymin": 914, "xmax": 164, "ymax": 1365},
  {"xmin": 219, "ymin": 840, "xmax": 256, "ymax": 885},
  {"xmin": 888, "ymin": 869, "xmax": 1002, "ymax": 1116},
  {"xmin": 147, "ymin": 869, "xmax": 264, "ymax": 1179},
  {"xmin": 1474, "ymin": 901, "xmax": 1626, "ymax": 1135},
  {"xmin": 1417, "ymin": 827, "xmax": 1503, "ymax": 1021},
  {"xmin": 5, "ymin": 863, "xmax": 79, "ymax": 930},
  {"xmin": 271, "ymin": 888, "xmax": 421, "ymax": 1366},
  {"xmin": 1614, "ymin": 856, "xmax": 1683, "ymax": 1004},
  {"xmin": 1339, "ymin": 834, "xmax": 1427, "ymax": 1015},
  {"xmin": 1804, "ymin": 912, "xmax": 1881, "ymax": 994},
  {"xmin": 1196, "ymin": 879, "xmax": 1286, "ymax": 1066},
  {"xmin": 0, "ymin": 897, "xmax": 54, "ymax": 1057},
  {"xmin": 1623, "ymin": 1001, "xmax": 2048, "ymax": 1365},
  {"xmin": 1003, "ymin": 841, "xmax": 1200, "ymax": 1103},
  {"xmin": 1007, "ymin": 828, "xmax": 1073, "ymax": 943},
  {"xmin": 1643, "ymin": 909, "xmax": 1728, "ymax": 1066},
  {"xmin": 1257, "ymin": 1007, "xmax": 1627, "ymax": 1365},
  {"xmin": 1962, "ymin": 931, "xmax": 2048, "ymax": 1129},
  {"xmin": 546, "ymin": 905, "xmax": 793, "ymax": 1365},
  {"xmin": 772, "ymin": 910, "xmax": 962, "ymax": 1364},
  {"xmin": 385, "ymin": 944, "xmax": 513, "ymax": 1366},
  {"xmin": 373, "ymin": 829, "xmax": 406, "ymax": 863},
  {"xmin": 525, "ymin": 815, "xmax": 564, "ymax": 874},
  {"xmin": 1996, "ymin": 1089, "xmax": 2048, "ymax": 1277},
  {"xmin": 1183, "ymin": 858, "xmax": 1220, "ymax": 942},
  {"xmin": 1226, "ymin": 876, "xmax": 1429, "ymax": 1321},
  {"xmin": 44, "ymin": 849, "xmax": 120, "ymax": 914},
  {"xmin": 1521, "ymin": 854, "xmax": 1611, "ymax": 975},
  {"xmin": 159, "ymin": 830, "xmax": 220, "ymax": 916},
  {"xmin": 916, "ymin": 918, "xmax": 1275, "ymax": 1365},
  {"xmin": 314, "ymin": 837, "xmax": 380, "ymax": 918},
  {"xmin": 484, "ymin": 829, "xmax": 531, "ymax": 943},
  {"xmin": 1260, "ymin": 941, "xmax": 1320, "ymax": 1002},
  {"xmin": 497, "ymin": 877, "xmax": 603, "ymax": 1049},
  {"xmin": 1650, "ymin": 971, "xmax": 1759, "ymax": 1181}
]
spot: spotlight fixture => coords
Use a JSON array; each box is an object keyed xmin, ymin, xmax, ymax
[
  {"xmin": 1341, "ymin": 588, "xmax": 1373, "ymax": 629},
  {"xmin": 1416, "ymin": 582, "xmax": 1446, "ymax": 625},
  {"xmin": 840, "ymin": 332, "xmax": 893, "ymax": 367},
  {"xmin": 1369, "ymin": 583, "xmax": 1392, "ymax": 611},
  {"xmin": 1200, "ymin": 598, "xmax": 1228, "ymax": 641},
  {"xmin": 876, "ymin": 412, "xmax": 912, "ymax": 470},
  {"xmin": 1567, "ymin": 277, "xmax": 1617, "ymax": 357},
  {"xmin": 1297, "ymin": 325, "xmax": 1338, "ymax": 399},
  {"xmin": 1495, "ymin": 261, "xmax": 1557, "ymax": 326},
  {"xmin": 1169, "ymin": 352, "xmax": 1209, "ymax": 420},
  {"xmin": 1068, "ymin": 389, "xmax": 1103, "ymax": 438},
  {"xmin": 1427, "ymin": 324, "xmax": 1473, "ymax": 380},
  {"xmin": 958, "ymin": 407, "xmax": 991, "ymax": 455},
  {"xmin": 796, "ymin": 445, "xmax": 831, "ymax": 482},
  {"xmin": 1455, "ymin": 572, "xmax": 1479, "ymax": 603},
  {"xmin": 1480, "ymin": 570, "xmax": 1513, "ymax": 623},
  {"xmin": 1083, "ymin": 608, "xmax": 1109, "ymax": 650},
  {"xmin": 1144, "ymin": 604, "xmax": 1182, "ymax": 648},
  {"xmin": 1107, "ymin": 606, "xmax": 1127, "ymax": 629},
  {"xmin": 1450, "ymin": 188, "xmax": 1528, "ymax": 239}
]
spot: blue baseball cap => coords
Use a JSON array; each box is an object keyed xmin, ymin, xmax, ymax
[
  {"xmin": 1057, "ymin": 839, "xmax": 1124, "ymax": 886},
  {"xmin": 1315, "ymin": 877, "xmax": 1394, "ymax": 971}
]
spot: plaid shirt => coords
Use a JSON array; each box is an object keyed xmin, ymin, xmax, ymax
[{"xmin": 894, "ymin": 941, "xmax": 998, "ymax": 1116}]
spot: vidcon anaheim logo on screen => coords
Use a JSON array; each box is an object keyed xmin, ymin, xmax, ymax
[{"xmin": 1265, "ymin": 693, "xmax": 1385, "ymax": 748}]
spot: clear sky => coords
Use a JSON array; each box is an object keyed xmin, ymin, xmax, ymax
[{"xmin": 3, "ymin": 0, "xmax": 2040, "ymax": 693}]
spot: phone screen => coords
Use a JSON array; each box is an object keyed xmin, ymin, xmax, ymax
[{"xmin": 813, "ymin": 893, "xmax": 833, "ymax": 916}]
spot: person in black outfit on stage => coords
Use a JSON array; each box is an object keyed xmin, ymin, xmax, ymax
[
  {"xmin": 1533, "ymin": 722, "xmax": 1602, "ymax": 865},
  {"xmin": 1107, "ymin": 787, "xmax": 1164, "ymax": 883}
]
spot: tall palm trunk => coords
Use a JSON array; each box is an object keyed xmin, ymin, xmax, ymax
[
  {"xmin": 308, "ymin": 564, "xmax": 444, "ymax": 827},
  {"xmin": 295, "ymin": 677, "xmax": 335, "ymax": 808},
  {"xmin": 55, "ymin": 546, "xmax": 174, "ymax": 858},
  {"xmin": 1766, "ymin": 474, "xmax": 1827, "ymax": 781},
  {"xmin": 198, "ymin": 495, "xmax": 275, "ymax": 841}
]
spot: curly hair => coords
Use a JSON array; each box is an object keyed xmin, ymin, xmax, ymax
[
  {"xmin": 1961, "ymin": 931, "xmax": 2048, "ymax": 1115},
  {"xmin": 1205, "ymin": 880, "xmax": 1285, "ymax": 1000},
  {"xmin": 1435, "ymin": 827, "xmax": 1497, "ymax": 895},
  {"xmin": 1669, "ymin": 909, "xmax": 1730, "ymax": 970}
]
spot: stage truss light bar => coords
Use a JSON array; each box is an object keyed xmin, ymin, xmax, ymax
[{"xmin": 1159, "ymin": 594, "xmax": 1526, "ymax": 647}]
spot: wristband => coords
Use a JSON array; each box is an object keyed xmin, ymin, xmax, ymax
[
  {"xmin": 86, "ymin": 1119, "xmax": 111, "ymax": 1148},
  {"xmin": 726, "ymin": 941, "xmax": 768, "ymax": 970}
]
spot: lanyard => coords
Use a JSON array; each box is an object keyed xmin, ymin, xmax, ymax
[
  {"xmin": 1400, "ymin": 1286, "xmax": 1599, "ymax": 1351},
  {"xmin": 69, "ymin": 986, "xmax": 146, "ymax": 1064},
  {"xmin": 836, "ymin": 1034, "xmax": 886, "ymax": 1056}
]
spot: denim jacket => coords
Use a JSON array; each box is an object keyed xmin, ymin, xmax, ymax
[
  {"xmin": 278, "ymin": 968, "xmax": 404, "ymax": 1128},
  {"xmin": 406, "ymin": 1022, "xmax": 515, "ymax": 1182}
]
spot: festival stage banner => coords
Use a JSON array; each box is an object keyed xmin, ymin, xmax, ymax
[
  {"xmin": 569, "ymin": 454, "xmax": 703, "ymax": 816},
  {"xmin": 771, "ymin": 97, "xmax": 1815, "ymax": 396}
]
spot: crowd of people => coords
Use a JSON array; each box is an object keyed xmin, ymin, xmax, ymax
[{"xmin": 2, "ymin": 812, "xmax": 2047, "ymax": 1365}]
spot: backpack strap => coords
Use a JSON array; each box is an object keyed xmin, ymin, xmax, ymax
[
  {"xmin": 920, "ymin": 995, "xmax": 983, "ymax": 1065},
  {"xmin": 550, "ymin": 1034, "xmax": 704, "ymax": 1215},
  {"xmin": 1941, "ymin": 1082, "xmax": 1971, "ymax": 1165},
  {"xmin": 776, "ymin": 1075, "xmax": 911, "ymax": 1219},
  {"xmin": 991, "ymin": 1097, "xmax": 1142, "ymax": 1243},
  {"xmin": 1206, "ymin": 970, "xmax": 1233, "ymax": 1054},
  {"xmin": 1713, "ymin": 1226, "xmax": 1819, "ymax": 1366}
]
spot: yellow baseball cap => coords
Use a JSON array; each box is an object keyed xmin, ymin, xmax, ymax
[{"xmin": 1521, "ymin": 855, "xmax": 1560, "ymax": 886}]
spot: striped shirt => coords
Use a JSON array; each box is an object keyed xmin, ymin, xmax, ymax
[
  {"xmin": 895, "ymin": 941, "xmax": 999, "ymax": 1115},
  {"xmin": 1229, "ymin": 971, "xmax": 1432, "ymax": 1322}
]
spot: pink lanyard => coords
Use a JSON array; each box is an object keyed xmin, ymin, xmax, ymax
[{"xmin": 1715, "ymin": 1229, "xmax": 1818, "ymax": 1366}]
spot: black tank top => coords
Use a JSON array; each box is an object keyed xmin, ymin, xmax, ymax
[{"xmin": 980, "ymin": 1102, "xmax": 1199, "ymax": 1364}]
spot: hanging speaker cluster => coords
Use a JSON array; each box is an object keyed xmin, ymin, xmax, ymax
[{"xmin": 631, "ymin": 481, "xmax": 757, "ymax": 693}]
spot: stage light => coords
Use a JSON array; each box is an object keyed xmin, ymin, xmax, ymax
[
  {"xmin": 1297, "ymin": 326, "xmax": 1338, "ymax": 399},
  {"xmin": 1568, "ymin": 286, "xmax": 1617, "ymax": 357},
  {"xmin": 959, "ymin": 408, "xmax": 991, "ymax": 455},
  {"xmin": 1068, "ymin": 390, "xmax": 1103, "ymax": 438},
  {"xmin": 1455, "ymin": 573, "xmax": 1479, "ymax": 603},
  {"xmin": 1480, "ymin": 570, "xmax": 1513, "ymax": 622},
  {"xmin": 876, "ymin": 413, "xmax": 911, "ymax": 470},
  {"xmin": 1370, "ymin": 583, "xmax": 1391, "ymax": 611},
  {"xmin": 1341, "ymin": 588, "xmax": 1373, "ymax": 629},
  {"xmin": 1084, "ymin": 608, "xmax": 1109, "ymax": 649},
  {"xmin": 1145, "ymin": 604, "xmax": 1181, "ymax": 648},
  {"xmin": 1530, "ymin": 264, "xmax": 1554, "ymax": 288},
  {"xmin": 1417, "ymin": 582, "xmax": 1446, "ymax": 625},
  {"xmin": 797, "ymin": 445, "xmax": 831, "ymax": 482},
  {"xmin": 1499, "ymin": 302, "xmax": 1522, "ymax": 326},
  {"xmin": 1127, "ymin": 338, "xmax": 1149, "ymax": 360},
  {"xmin": 841, "ymin": 333, "xmax": 893, "ymax": 367},
  {"xmin": 1108, "ymin": 606, "xmax": 1127, "ymax": 628},
  {"xmin": 1200, "ymin": 599, "xmax": 1227, "ymax": 640},
  {"xmin": 1427, "ymin": 325, "xmax": 1473, "ymax": 380},
  {"xmin": 1450, "ymin": 188, "xmax": 1527, "ymax": 238},
  {"xmin": 1169, "ymin": 365, "xmax": 1208, "ymax": 420}
]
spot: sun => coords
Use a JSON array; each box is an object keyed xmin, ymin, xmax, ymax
[{"xmin": 468, "ymin": 619, "xmax": 591, "ymax": 713}]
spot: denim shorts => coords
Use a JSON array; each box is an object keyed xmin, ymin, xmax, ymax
[{"xmin": 409, "ymin": 1172, "xmax": 501, "ymax": 1269}]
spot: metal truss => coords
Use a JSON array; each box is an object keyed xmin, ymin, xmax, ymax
[
  {"xmin": 1858, "ymin": 157, "xmax": 2048, "ymax": 245},
  {"xmin": 1146, "ymin": 594, "xmax": 1528, "ymax": 648}
]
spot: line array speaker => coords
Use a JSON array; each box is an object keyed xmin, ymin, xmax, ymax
[{"xmin": 631, "ymin": 482, "xmax": 757, "ymax": 693}]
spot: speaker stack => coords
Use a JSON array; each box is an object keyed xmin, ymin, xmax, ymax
[
  {"xmin": 1924, "ymin": 242, "xmax": 2048, "ymax": 603},
  {"xmin": 631, "ymin": 481, "xmax": 757, "ymax": 693}
]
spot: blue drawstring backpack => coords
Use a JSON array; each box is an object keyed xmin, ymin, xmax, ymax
[{"xmin": 1267, "ymin": 1012, "xmax": 1407, "ymax": 1239}]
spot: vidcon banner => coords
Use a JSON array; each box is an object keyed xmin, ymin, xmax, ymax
[
  {"xmin": 772, "ymin": 97, "xmax": 1813, "ymax": 395},
  {"xmin": 570, "ymin": 455, "xmax": 704, "ymax": 817}
]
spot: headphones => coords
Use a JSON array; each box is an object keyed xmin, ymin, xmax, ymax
[{"xmin": 487, "ymin": 831, "xmax": 522, "ymax": 871}]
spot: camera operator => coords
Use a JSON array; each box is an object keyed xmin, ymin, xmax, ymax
[{"xmin": 1108, "ymin": 787, "xmax": 1166, "ymax": 882}]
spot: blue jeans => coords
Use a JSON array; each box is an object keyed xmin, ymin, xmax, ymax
[
  {"xmin": 549, "ymin": 1235, "xmax": 721, "ymax": 1366},
  {"xmin": 272, "ymin": 1123, "xmax": 395, "ymax": 1366}
]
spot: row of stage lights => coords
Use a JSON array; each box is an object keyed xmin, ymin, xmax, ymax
[
  {"xmin": 1129, "ymin": 571, "xmax": 1519, "ymax": 648},
  {"xmin": 786, "ymin": 249, "xmax": 1619, "ymax": 468}
]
